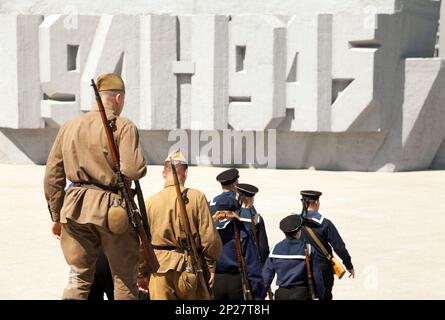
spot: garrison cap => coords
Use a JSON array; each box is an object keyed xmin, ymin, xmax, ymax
[
  {"xmin": 97, "ymin": 73, "xmax": 125, "ymax": 93},
  {"xmin": 236, "ymin": 183, "xmax": 259, "ymax": 197},
  {"xmin": 216, "ymin": 168, "xmax": 239, "ymax": 185},
  {"xmin": 165, "ymin": 148, "xmax": 188, "ymax": 165},
  {"xmin": 279, "ymin": 214, "xmax": 303, "ymax": 233},
  {"xmin": 300, "ymin": 190, "xmax": 322, "ymax": 200}
]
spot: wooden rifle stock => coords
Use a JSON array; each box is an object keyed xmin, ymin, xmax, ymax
[
  {"xmin": 304, "ymin": 242, "xmax": 317, "ymax": 300},
  {"xmin": 90, "ymin": 79, "xmax": 159, "ymax": 274},
  {"xmin": 169, "ymin": 159, "xmax": 211, "ymax": 299},
  {"xmin": 233, "ymin": 221, "xmax": 254, "ymax": 300}
]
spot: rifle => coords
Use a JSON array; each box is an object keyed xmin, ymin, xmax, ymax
[
  {"xmin": 135, "ymin": 180, "xmax": 149, "ymax": 235},
  {"xmin": 169, "ymin": 158, "xmax": 211, "ymax": 299},
  {"xmin": 248, "ymin": 208, "xmax": 273, "ymax": 300},
  {"xmin": 91, "ymin": 79, "xmax": 159, "ymax": 274},
  {"xmin": 304, "ymin": 242, "xmax": 317, "ymax": 300},
  {"xmin": 233, "ymin": 221, "xmax": 254, "ymax": 300}
]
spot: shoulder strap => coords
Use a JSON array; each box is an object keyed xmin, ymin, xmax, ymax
[{"xmin": 305, "ymin": 226, "xmax": 332, "ymax": 260}]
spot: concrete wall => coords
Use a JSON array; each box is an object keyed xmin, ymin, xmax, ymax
[{"xmin": 0, "ymin": 0, "xmax": 444, "ymax": 171}]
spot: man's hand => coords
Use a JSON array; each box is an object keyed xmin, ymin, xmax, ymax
[
  {"xmin": 137, "ymin": 276, "xmax": 149, "ymax": 293},
  {"xmin": 52, "ymin": 222, "xmax": 61, "ymax": 240},
  {"xmin": 208, "ymin": 272, "xmax": 215, "ymax": 288},
  {"xmin": 348, "ymin": 268, "xmax": 355, "ymax": 279}
]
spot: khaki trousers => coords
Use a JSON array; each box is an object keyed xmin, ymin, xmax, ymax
[
  {"xmin": 60, "ymin": 218, "xmax": 139, "ymax": 300},
  {"xmin": 149, "ymin": 270, "xmax": 204, "ymax": 300}
]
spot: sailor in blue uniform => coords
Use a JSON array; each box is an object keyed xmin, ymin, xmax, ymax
[
  {"xmin": 299, "ymin": 190, "xmax": 355, "ymax": 300},
  {"xmin": 212, "ymin": 210, "xmax": 265, "ymax": 300},
  {"xmin": 209, "ymin": 168, "xmax": 240, "ymax": 215},
  {"xmin": 236, "ymin": 183, "xmax": 270, "ymax": 266},
  {"xmin": 263, "ymin": 214, "xmax": 323, "ymax": 300}
]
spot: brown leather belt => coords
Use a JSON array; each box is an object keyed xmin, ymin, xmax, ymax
[{"xmin": 73, "ymin": 182, "xmax": 119, "ymax": 194}]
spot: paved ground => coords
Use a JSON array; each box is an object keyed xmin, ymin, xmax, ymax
[{"xmin": 0, "ymin": 164, "xmax": 444, "ymax": 299}]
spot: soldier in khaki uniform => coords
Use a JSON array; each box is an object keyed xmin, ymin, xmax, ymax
[
  {"xmin": 44, "ymin": 73, "xmax": 147, "ymax": 300},
  {"xmin": 138, "ymin": 150, "xmax": 222, "ymax": 300}
]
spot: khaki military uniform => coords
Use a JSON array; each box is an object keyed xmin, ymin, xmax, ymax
[
  {"xmin": 44, "ymin": 105, "xmax": 147, "ymax": 300},
  {"xmin": 141, "ymin": 180, "xmax": 222, "ymax": 300}
]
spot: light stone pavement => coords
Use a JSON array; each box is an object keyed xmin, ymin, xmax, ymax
[{"xmin": 0, "ymin": 164, "xmax": 444, "ymax": 300}]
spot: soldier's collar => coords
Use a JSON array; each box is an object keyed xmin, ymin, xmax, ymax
[
  {"xmin": 91, "ymin": 105, "xmax": 118, "ymax": 116},
  {"xmin": 164, "ymin": 180, "xmax": 185, "ymax": 189}
]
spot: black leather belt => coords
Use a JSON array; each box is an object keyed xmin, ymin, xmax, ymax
[
  {"xmin": 152, "ymin": 245, "xmax": 184, "ymax": 251},
  {"xmin": 280, "ymin": 284, "xmax": 307, "ymax": 289}
]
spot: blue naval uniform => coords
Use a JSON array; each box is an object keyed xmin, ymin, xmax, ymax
[
  {"xmin": 239, "ymin": 207, "xmax": 270, "ymax": 265},
  {"xmin": 213, "ymin": 218, "xmax": 266, "ymax": 300},
  {"xmin": 262, "ymin": 239, "xmax": 324, "ymax": 299},
  {"xmin": 209, "ymin": 191, "xmax": 240, "ymax": 214},
  {"xmin": 300, "ymin": 211, "xmax": 353, "ymax": 300}
]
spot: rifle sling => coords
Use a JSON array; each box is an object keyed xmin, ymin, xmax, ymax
[
  {"xmin": 304, "ymin": 226, "xmax": 333, "ymax": 261},
  {"xmin": 249, "ymin": 210, "xmax": 261, "ymax": 259},
  {"xmin": 176, "ymin": 188, "xmax": 205, "ymax": 265},
  {"xmin": 176, "ymin": 188, "xmax": 189, "ymax": 249}
]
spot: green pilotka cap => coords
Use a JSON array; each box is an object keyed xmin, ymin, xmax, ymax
[
  {"xmin": 97, "ymin": 73, "xmax": 125, "ymax": 93},
  {"xmin": 165, "ymin": 149, "xmax": 188, "ymax": 165}
]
